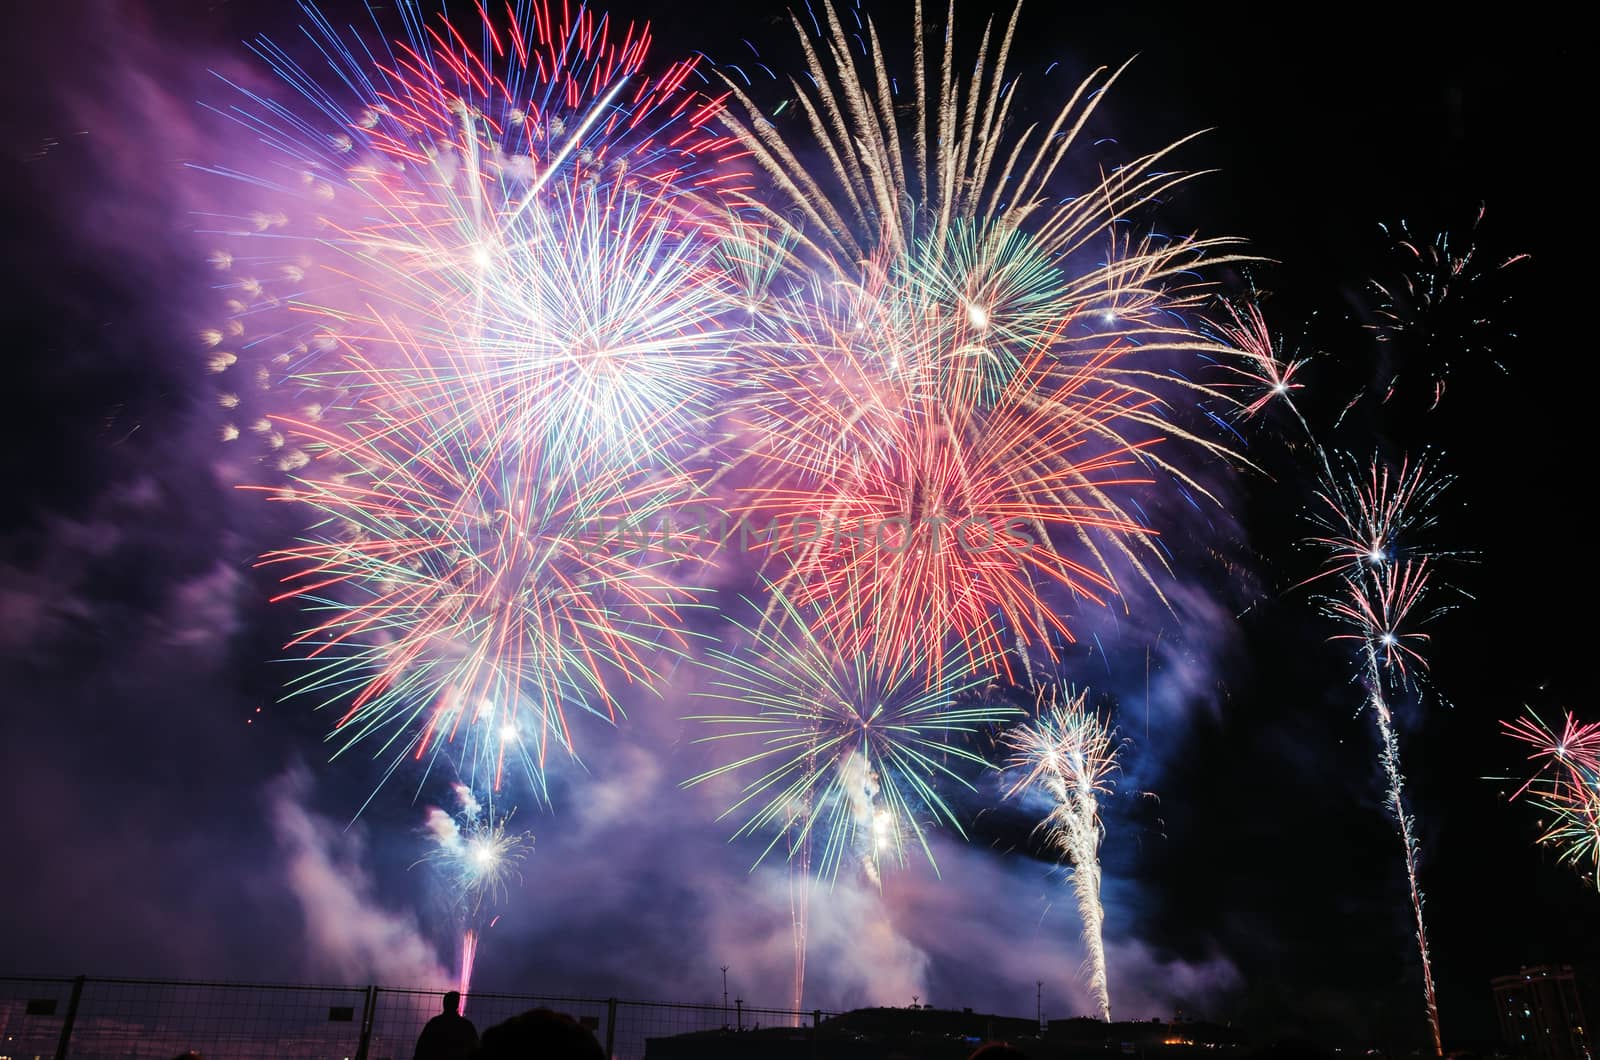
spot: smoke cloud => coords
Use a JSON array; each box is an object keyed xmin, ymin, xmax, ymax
[{"xmin": 267, "ymin": 767, "xmax": 451, "ymax": 987}]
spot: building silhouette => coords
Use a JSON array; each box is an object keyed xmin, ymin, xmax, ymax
[{"xmin": 1493, "ymin": 964, "xmax": 1593, "ymax": 1060}]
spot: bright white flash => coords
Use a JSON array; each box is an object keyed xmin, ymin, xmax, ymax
[
  {"xmin": 871, "ymin": 809, "xmax": 891, "ymax": 849},
  {"xmin": 468, "ymin": 839, "xmax": 498, "ymax": 871},
  {"xmin": 966, "ymin": 303, "xmax": 990, "ymax": 331}
]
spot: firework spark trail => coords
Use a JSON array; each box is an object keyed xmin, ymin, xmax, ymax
[
  {"xmin": 789, "ymin": 824, "xmax": 811, "ymax": 1014},
  {"xmin": 1503, "ymin": 708, "xmax": 1600, "ymax": 889},
  {"xmin": 459, "ymin": 929, "xmax": 479, "ymax": 1010},
  {"xmin": 1362, "ymin": 641, "xmax": 1440, "ymax": 1055},
  {"xmin": 1003, "ymin": 686, "xmax": 1120, "ymax": 1022},
  {"xmin": 1310, "ymin": 456, "xmax": 1454, "ymax": 1055}
]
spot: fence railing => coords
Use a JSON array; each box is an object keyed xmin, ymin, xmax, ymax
[{"xmin": 0, "ymin": 975, "xmax": 834, "ymax": 1059}]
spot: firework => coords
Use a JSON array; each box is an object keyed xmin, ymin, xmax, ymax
[
  {"xmin": 750, "ymin": 338, "xmax": 1164, "ymax": 679},
  {"xmin": 422, "ymin": 783, "xmax": 534, "ymax": 918},
  {"xmin": 197, "ymin": 0, "xmax": 745, "ymax": 468},
  {"xmin": 712, "ymin": 0, "xmax": 1250, "ymax": 420},
  {"xmin": 1325, "ymin": 559, "xmax": 1437, "ymax": 680},
  {"xmin": 725, "ymin": 244, "xmax": 1251, "ymax": 683},
  {"xmin": 1308, "ymin": 454, "xmax": 1453, "ymax": 1055},
  {"xmin": 685, "ymin": 584, "xmax": 1016, "ymax": 1006},
  {"xmin": 711, "ymin": 1, "xmax": 1251, "ymax": 675},
  {"xmin": 420, "ymin": 783, "xmax": 533, "ymax": 1006},
  {"xmin": 1365, "ymin": 206, "xmax": 1528, "ymax": 411},
  {"xmin": 1305, "ymin": 455, "xmax": 1455, "ymax": 584},
  {"xmin": 201, "ymin": 2, "xmax": 752, "ymax": 805},
  {"xmin": 1208, "ymin": 300, "xmax": 1310, "ymax": 424},
  {"xmin": 252, "ymin": 365, "xmax": 700, "ymax": 799},
  {"xmin": 1003, "ymin": 686, "xmax": 1121, "ymax": 1022},
  {"xmin": 686, "ymin": 584, "xmax": 1012, "ymax": 880},
  {"xmin": 1503, "ymin": 708, "xmax": 1600, "ymax": 888},
  {"xmin": 716, "ymin": 0, "xmax": 1238, "ymax": 271},
  {"xmin": 325, "ymin": 179, "xmax": 742, "ymax": 471}
]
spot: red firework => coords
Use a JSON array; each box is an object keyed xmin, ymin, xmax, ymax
[{"xmin": 748, "ymin": 337, "xmax": 1169, "ymax": 678}]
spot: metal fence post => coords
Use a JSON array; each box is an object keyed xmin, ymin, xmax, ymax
[
  {"xmin": 604, "ymin": 998, "xmax": 617, "ymax": 1057},
  {"xmin": 354, "ymin": 984, "xmax": 377, "ymax": 1060},
  {"xmin": 52, "ymin": 975, "xmax": 85, "ymax": 1060},
  {"xmin": 735, "ymin": 997, "xmax": 743, "ymax": 1033}
]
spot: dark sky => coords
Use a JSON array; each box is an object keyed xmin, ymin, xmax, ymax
[{"xmin": 0, "ymin": 0, "xmax": 1591, "ymax": 1052}]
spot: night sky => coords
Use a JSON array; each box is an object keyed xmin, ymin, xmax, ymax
[{"xmin": 1, "ymin": 0, "xmax": 1591, "ymax": 1052}]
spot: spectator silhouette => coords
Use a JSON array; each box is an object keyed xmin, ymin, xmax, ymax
[
  {"xmin": 968, "ymin": 1045, "xmax": 1030, "ymax": 1060},
  {"xmin": 415, "ymin": 990, "xmax": 479, "ymax": 1060},
  {"xmin": 472, "ymin": 1008, "xmax": 605, "ymax": 1060}
]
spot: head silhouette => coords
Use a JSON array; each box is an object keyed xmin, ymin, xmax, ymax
[
  {"xmin": 968, "ymin": 1045, "xmax": 1030, "ymax": 1060},
  {"xmin": 474, "ymin": 1008, "xmax": 604, "ymax": 1060},
  {"xmin": 442, "ymin": 990, "xmax": 462, "ymax": 1015}
]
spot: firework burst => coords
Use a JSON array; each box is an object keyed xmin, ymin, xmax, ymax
[
  {"xmin": 421, "ymin": 783, "xmax": 534, "ymax": 918},
  {"xmin": 197, "ymin": 0, "xmax": 745, "ymax": 467},
  {"xmin": 1003, "ymin": 685, "xmax": 1121, "ymax": 1022},
  {"xmin": 336, "ymin": 179, "xmax": 742, "ymax": 471},
  {"xmin": 420, "ymin": 783, "xmax": 533, "ymax": 1005},
  {"xmin": 711, "ymin": 0, "xmax": 1251, "ymax": 429},
  {"xmin": 684, "ymin": 583, "xmax": 1016, "ymax": 1010},
  {"xmin": 252, "ymin": 368, "xmax": 700, "ymax": 800},
  {"xmin": 685, "ymin": 584, "xmax": 1015, "ymax": 883},
  {"xmin": 1503, "ymin": 708, "xmax": 1600, "ymax": 889},
  {"xmin": 750, "ymin": 337, "xmax": 1169, "ymax": 679},
  {"xmin": 711, "ymin": 1, "xmax": 1252, "ymax": 676},
  {"xmin": 1306, "ymin": 455, "xmax": 1455, "ymax": 583},
  {"xmin": 738, "ymin": 285, "xmax": 1244, "ymax": 680},
  {"xmin": 1208, "ymin": 299, "xmax": 1310, "ymax": 423},
  {"xmin": 1365, "ymin": 206, "xmax": 1528, "ymax": 411}
]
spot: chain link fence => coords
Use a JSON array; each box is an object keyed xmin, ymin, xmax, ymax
[{"xmin": 0, "ymin": 975, "xmax": 833, "ymax": 1059}]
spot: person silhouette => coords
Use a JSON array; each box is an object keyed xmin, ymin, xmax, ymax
[{"xmin": 414, "ymin": 990, "xmax": 479, "ymax": 1060}]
